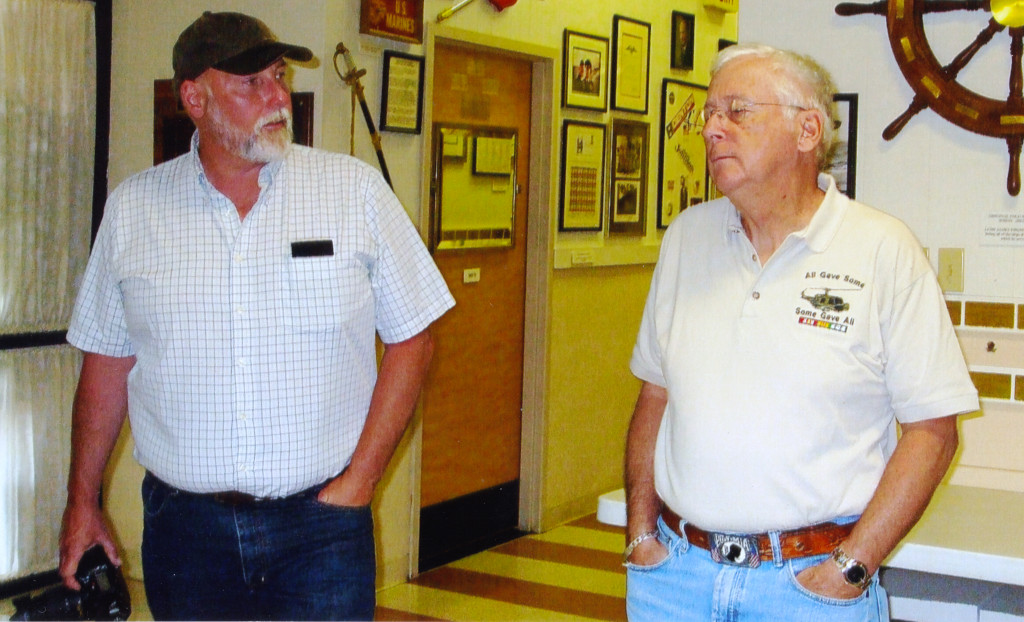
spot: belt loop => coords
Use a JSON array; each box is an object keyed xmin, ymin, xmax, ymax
[
  {"xmin": 658, "ymin": 510, "xmax": 689, "ymax": 553},
  {"xmin": 676, "ymin": 517, "xmax": 690, "ymax": 552},
  {"xmin": 769, "ymin": 530, "xmax": 784, "ymax": 567}
]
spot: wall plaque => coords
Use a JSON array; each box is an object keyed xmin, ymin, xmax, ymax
[{"xmin": 360, "ymin": 0, "xmax": 423, "ymax": 44}]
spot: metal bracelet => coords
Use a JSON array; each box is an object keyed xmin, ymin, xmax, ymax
[{"xmin": 623, "ymin": 530, "xmax": 659, "ymax": 563}]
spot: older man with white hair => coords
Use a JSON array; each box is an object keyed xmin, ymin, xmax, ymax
[{"xmin": 623, "ymin": 43, "xmax": 978, "ymax": 621}]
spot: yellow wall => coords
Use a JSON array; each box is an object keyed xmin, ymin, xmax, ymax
[{"xmin": 543, "ymin": 265, "xmax": 651, "ymax": 525}]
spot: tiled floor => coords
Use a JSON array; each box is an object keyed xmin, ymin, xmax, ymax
[
  {"xmin": 376, "ymin": 514, "xmax": 626, "ymax": 621},
  {"xmin": 1, "ymin": 514, "xmax": 623, "ymax": 622}
]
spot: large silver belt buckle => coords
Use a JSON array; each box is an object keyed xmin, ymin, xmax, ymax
[{"xmin": 709, "ymin": 533, "xmax": 761, "ymax": 568}]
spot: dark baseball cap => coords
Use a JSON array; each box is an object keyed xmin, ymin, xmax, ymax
[{"xmin": 172, "ymin": 11, "xmax": 314, "ymax": 83}]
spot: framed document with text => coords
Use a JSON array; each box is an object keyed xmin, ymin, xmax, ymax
[
  {"xmin": 611, "ymin": 15, "xmax": 651, "ymax": 114},
  {"xmin": 380, "ymin": 51, "xmax": 424, "ymax": 134}
]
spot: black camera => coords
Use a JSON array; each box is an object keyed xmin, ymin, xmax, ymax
[{"xmin": 11, "ymin": 546, "xmax": 131, "ymax": 621}]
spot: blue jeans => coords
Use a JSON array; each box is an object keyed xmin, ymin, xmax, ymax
[
  {"xmin": 140, "ymin": 473, "xmax": 375, "ymax": 621},
  {"xmin": 626, "ymin": 516, "xmax": 890, "ymax": 622}
]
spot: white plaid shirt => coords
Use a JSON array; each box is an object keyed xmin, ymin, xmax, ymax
[{"xmin": 68, "ymin": 137, "xmax": 454, "ymax": 497}]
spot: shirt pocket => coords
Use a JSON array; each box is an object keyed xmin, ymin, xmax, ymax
[{"xmin": 287, "ymin": 256, "xmax": 370, "ymax": 331}]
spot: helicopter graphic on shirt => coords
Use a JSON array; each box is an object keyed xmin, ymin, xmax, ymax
[{"xmin": 800, "ymin": 288, "xmax": 854, "ymax": 313}]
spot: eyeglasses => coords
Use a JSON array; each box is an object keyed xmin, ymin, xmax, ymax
[{"xmin": 699, "ymin": 99, "xmax": 808, "ymax": 127}]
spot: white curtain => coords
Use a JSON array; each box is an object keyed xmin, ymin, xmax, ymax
[
  {"xmin": 0, "ymin": 0, "xmax": 96, "ymax": 580},
  {"xmin": 0, "ymin": 347, "xmax": 80, "ymax": 579}
]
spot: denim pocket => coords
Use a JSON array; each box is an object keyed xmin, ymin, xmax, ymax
[
  {"xmin": 141, "ymin": 474, "xmax": 178, "ymax": 519},
  {"xmin": 624, "ymin": 539, "xmax": 673, "ymax": 573},
  {"xmin": 786, "ymin": 558, "xmax": 868, "ymax": 607}
]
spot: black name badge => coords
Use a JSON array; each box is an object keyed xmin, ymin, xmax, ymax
[{"xmin": 291, "ymin": 240, "xmax": 334, "ymax": 258}]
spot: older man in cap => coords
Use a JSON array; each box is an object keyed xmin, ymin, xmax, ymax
[{"xmin": 58, "ymin": 11, "xmax": 453, "ymax": 620}]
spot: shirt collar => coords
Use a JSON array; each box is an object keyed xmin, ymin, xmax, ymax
[
  {"xmin": 723, "ymin": 173, "xmax": 846, "ymax": 254},
  {"xmin": 187, "ymin": 130, "xmax": 286, "ymax": 194},
  {"xmin": 801, "ymin": 173, "xmax": 846, "ymax": 253}
]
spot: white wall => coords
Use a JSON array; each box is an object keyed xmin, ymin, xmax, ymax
[{"xmin": 740, "ymin": 2, "xmax": 1023, "ymax": 299}]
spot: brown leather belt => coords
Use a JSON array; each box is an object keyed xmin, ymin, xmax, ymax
[
  {"xmin": 210, "ymin": 490, "xmax": 272, "ymax": 505},
  {"xmin": 148, "ymin": 473, "xmax": 327, "ymax": 506},
  {"xmin": 662, "ymin": 507, "xmax": 854, "ymax": 563}
]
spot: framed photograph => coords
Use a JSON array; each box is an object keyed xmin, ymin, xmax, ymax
[
  {"xmin": 657, "ymin": 79, "xmax": 708, "ymax": 229},
  {"xmin": 670, "ymin": 12, "xmax": 696, "ymax": 71},
  {"xmin": 559, "ymin": 120, "xmax": 606, "ymax": 232},
  {"xmin": 562, "ymin": 30, "xmax": 609, "ymax": 112},
  {"xmin": 830, "ymin": 93, "xmax": 859, "ymax": 199},
  {"xmin": 380, "ymin": 51, "xmax": 424, "ymax": 133},
  {"xmin": 609, "ymin": 119, "xmax": 649, "ymax": 235},
  {"xmin": 611, "ymin": 16, "xmax": 651, "ymax": 114}
]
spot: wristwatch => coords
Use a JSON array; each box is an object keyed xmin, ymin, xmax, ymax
[{"xmin": 831, "ymin": 547, "xmax": 871, "ymax": 590}]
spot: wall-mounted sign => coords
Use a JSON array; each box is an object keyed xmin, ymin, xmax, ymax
[
  {"xmin": 703, "ymin": 0, "xmax": 738, "ymax": 12},
  {"xmin": 360, "ymin": 0, "xmax": 423, "ymax": 44}
]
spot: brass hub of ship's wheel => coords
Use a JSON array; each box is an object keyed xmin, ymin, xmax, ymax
[{"xmin": 837, "ymin": 0, "xmax": 1024, "ymax": 195}]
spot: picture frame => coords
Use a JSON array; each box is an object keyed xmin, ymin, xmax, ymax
[
  {"xmin": 830, "ymin": 93, "xmax": 859, "ymax": 199},
  {"xmin": 670, "ymin": 12, "xmax": 696, "ymax": 71},
  {"xmin": 611, "ymin": 15, "xmax": 651, "ymax": 114},
  {"xmin": 360, "ymin": 0, "xmax": 423, "ymax": 44},
  {"xmin": 657, "ymin": 79, "xmax": 707, "ymax": 229},
  {"xmin": 562, "ymin": 30, "xmax": 609, "ymax": 112},
  {"xmin": 380, "ymin": 50, "xmax": 425, "ymax": 134},
  {"xmin": 609, "ymin": 119, "xmax": 649, "ymax": 235},
  {"xmin": 559, "ymin": 120, "xmax": 606, "ymax": 232}
]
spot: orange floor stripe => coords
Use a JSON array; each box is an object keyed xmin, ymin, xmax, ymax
[
  {"xmin": 569, "ymin": 514, "xmax": 626, "ymax": 535},
  {"xmin": 375, "ymin": 605, "xmax": 448, "ymax": 621},
  {"xmin": 409, "ymin": 566, "xmax": 626, "ymax": 621},
  {"xmin": 491, "ymin": 537, "xmax": 625, "ymax": 575}
]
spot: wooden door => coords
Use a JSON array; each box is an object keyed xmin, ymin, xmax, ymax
[{"xmin": 418, "ymin": 42, "xmax": 533, "ymax": 571}]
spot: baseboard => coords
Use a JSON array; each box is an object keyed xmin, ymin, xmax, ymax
[{"xmin": 418, "ymin": 480, "xmax": 523, "ymax": 573}]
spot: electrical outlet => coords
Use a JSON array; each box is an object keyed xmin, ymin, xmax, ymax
[
  {"xmin": 938, "ymin": 248, "xmax": 964, "ymax": 293},
  {"xmin": 463, "ymin": 268, "xmax": 481, "ymax": 284}
]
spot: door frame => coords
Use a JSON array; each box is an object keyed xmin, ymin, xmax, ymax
[{"xmin": 410, "ymin": 24, "xmax": 557, "ymax": 576}]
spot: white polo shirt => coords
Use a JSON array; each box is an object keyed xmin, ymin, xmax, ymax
[
  {"xmin": 68, "ymin": 139, "xmax": 454, "ymax": 497},
  {"xmin": 631, "ymin": 175, "xmax": 978, "ymax": 533}
]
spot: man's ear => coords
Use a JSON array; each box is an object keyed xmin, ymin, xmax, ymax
[
  {"xmin": 179, "ymin": 79, "xmax": 207, "ymax": 121},
  {"xmin": 796, "ymin": 109, "xmax": 824, "ymax": 154}
]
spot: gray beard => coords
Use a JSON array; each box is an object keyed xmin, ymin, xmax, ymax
[{"xmin": 209, "ymin": 106, "xmax": 293, "ymax": 164}]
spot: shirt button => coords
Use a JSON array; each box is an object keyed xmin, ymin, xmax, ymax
[
  {"xmin": 238, "ymin": 412, "xmax": 248, "ymax": 421},
  {"xmin": 752, "ymin": 291, "xmax": 761, "ymax": 300},
  {"xmin": 233, "ymin": 253, "xmax": 244, "ymax": 263}
]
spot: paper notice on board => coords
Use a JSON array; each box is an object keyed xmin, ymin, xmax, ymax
[{"xmin": 982, "ymin": 212, "xmax": 1024, "ymax": 246}]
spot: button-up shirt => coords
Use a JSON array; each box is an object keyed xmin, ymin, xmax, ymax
[{"xmin": 68, "ymin": 137, "xmax": 454, "ymax": 497}]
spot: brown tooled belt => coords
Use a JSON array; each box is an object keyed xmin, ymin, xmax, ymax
[{"xmin": 661, "ymin": 507, "xmax": 854, "ymax": 563}]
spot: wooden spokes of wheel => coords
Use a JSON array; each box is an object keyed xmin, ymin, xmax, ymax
[{"xmin": 837, "ymin": 0, "xmax": 1024, "ymax": 195}]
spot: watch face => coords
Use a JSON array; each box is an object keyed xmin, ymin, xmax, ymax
[{"xmin": 845, "ymin": 563, "xmax": 867, "ymax": 585}]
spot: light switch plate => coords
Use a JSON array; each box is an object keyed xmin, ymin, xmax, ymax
[{"xmin": 938, "ymin": 248, "xmax": 964, "ymax": 293}]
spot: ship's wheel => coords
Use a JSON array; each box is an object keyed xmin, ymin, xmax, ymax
[{"xmin": 836, "ymin": 0, "xmax": 1024, "ymax": 195}]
